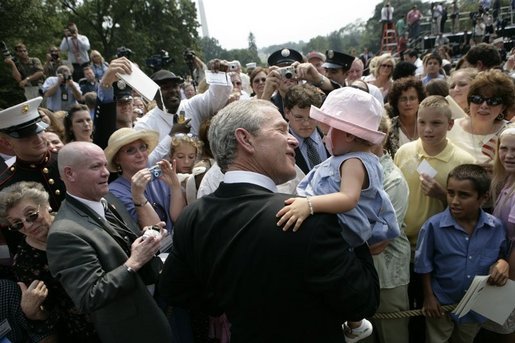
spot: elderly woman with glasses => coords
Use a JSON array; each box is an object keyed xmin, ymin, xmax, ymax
[
  {"xmin": 447, "ymin": 69, "xmax": 515, "ymax": 169},
  {"xmin": 0, "ymin": 181, "xmax": 99, "ymax": 342},
  {"xmin": 105, "ymin": 128, "xmax": 185, "ymax": 249}
]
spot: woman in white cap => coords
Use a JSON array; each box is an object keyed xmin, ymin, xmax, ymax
[
  {"xmin": 104, "ymin": 128, "xmax": 185, "ymax": 249},
  {"xmin": 276, "ymin": 87, "xmax": 400, "ymax": 343}
]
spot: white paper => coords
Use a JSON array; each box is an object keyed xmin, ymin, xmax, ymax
[
  {"xmin": 471, "ymin": 279, "xmax": 515, "ymax": 325},
  {"xmin": 452, "ymin": 276, "xmax": 515, "ymax": 325},
  {"xmin": 453, "ymin": 275, "xmax": 489, "ymax": 318},
  {"xmin": 116, "ymin": 62, "xmax": 160, "ymax": 101},
  {"xmin": 417, "ymin": 160, "xmax": 438, "ymax": 178},
  {"xmin": 446, "ymin": 95, "xmax": 467, "ymax": 119},
  {"xmin": 205, "ymin": 70, "xmax": 231, "ymax": 86}
]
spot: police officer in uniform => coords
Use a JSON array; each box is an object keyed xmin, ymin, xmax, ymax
[
  {"xmin": 0, "ymin": 97, "xmax": 66, "ymax": 254},
  {"xmin": 263, "ymin": 48, "xmax": 303, "ymax": 116},
  {"xmin": 322, "ymin": 50, "xmax": 355, "ymax": 87}
]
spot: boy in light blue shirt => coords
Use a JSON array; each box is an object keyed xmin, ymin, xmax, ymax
[{"xmin": 415, "ymin": 164, "xmax": 509, "ymax": 343}]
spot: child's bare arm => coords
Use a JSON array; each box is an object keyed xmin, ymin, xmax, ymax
[
  {"xmin": 421, "ymin": 273, "xmax": 445, "ymax": 318},
  {"xmin": 488, "ymin": 259, "xmax": 509, "ymax": 286},
  {"xmin": 276, "ymin": 158, "xmax": 365, "ymax": 232}
]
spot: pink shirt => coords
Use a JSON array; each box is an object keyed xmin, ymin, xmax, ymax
[
  {"xmin": 493, "ymin": 183, "xmax": 515, "ymax": 243},
  {"xmin": 407, "ymin": 9, "xmax": 422, "ymax": 25}
]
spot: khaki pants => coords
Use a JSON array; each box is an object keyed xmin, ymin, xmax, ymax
[
  {"xmin": 426, "ymin": 316, "xmax": 481, "ymax": 343},
  {"xmin": 362, "ymin": 285, "xmax": 410, "ymax": 343}
]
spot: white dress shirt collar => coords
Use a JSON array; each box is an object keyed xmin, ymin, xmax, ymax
[{"xmin": 224, "ymin": 171, "xmax": 278, "ymax": 193}]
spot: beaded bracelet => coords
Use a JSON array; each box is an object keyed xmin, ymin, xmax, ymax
[{"xmin": 306, "ymin": 196, "xmax": 314, "ymax": 216}]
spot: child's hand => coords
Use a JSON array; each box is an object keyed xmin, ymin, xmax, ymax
[
  {"xmin": 422, "ymin": 294, "xmax": 445, "ymax": 318},
  {"xmin": 488, "ymin": 259, "xmax": 509, "ymax": 286},
  {"xmin": 276, "ymin": 197, "xmax": 310, "ymax": 232},
  {"xmin": 419, "ymin": 173, "xmax": 446, "ymax": 202}
]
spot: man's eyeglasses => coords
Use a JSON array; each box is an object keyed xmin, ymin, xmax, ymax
[
  {"xmin": 468, "ymin": 95, "xmax": 503, "ymax": 106},
  {"xmin": 8, "ymin": 205, "xmax": 40, "ymax": 231},
  {"xmin": 123, "ymin": 143, "xmax": 148, "ymax": 155}
]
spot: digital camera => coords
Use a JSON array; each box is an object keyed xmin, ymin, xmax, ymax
[
  {"xmin": 58, "ymin": 73, "xmax": 72, "ymax": 82},
  {"xmin": 278, "ymin": 66, "xmax": 296, "ymax": 79},
  {"xmin": 228, "ymin": 62, "xmax": 239, "ymax": 71},
  {"xmin": 149, "ymin": 165, "xmax": 162, "ymax": 180}
]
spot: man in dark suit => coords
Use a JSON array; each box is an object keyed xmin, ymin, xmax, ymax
[
  {"xmin": 283, "ymin": 83, "xmax": 328, "ymax": 174},
  {"xmin": 46, "ymin": 141, "xmax": 172, "ymax": 343},
  {"xmin": 159, "ymin": 100, "xmax": 379, "ymax": 342}
]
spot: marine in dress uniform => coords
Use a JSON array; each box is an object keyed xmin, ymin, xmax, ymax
[{"xmin": 0, "ymin": 97, "xmax": 66, "ymax": 255}]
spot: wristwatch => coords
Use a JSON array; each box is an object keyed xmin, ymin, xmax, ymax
[{"xmin": 125, "ymin": 265, "xmax": 135, "ymax": 273}]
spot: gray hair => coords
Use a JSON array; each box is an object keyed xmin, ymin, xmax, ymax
[
  {"xmin": 0, "ymin": 181, "xmax": 49, "ymax": 225},
  {"xmin": 209, "ymin": 100, "xmax": 276, "ymax": 173}
]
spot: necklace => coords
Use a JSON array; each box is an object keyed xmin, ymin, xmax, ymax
[{"xmin": 399, "ymin": 118, "xmax": 418, "ymax": 141}]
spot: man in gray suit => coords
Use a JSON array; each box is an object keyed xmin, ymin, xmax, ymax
[{"xmin": 46, "ymin": 141, "xmax": 172, "ymax": 343}]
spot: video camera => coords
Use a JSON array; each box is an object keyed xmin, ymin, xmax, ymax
[
  {"xmin": 117, "ymin": 46, "xmax": 133, "ymax": 59},
  {"xmin": 146, "ymin": 49, "xmax": 174, "ymax": 73},
  {"xmin": 1, "ymin": 41, "xmax": 13, "ymax": 60}
]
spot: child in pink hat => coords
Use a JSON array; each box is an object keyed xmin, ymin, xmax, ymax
[{"xmin": 277, "ymin": 87, "xmax": 400, "ymax": 342}]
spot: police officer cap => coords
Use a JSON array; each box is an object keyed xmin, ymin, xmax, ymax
[
  {"xmin": 150, "ymin": 70, "xmax": 184, "ymax": 84},
  {"xmin": 0, "ymin": 97, "xmax": 48, "ymax": 139},
  {"xmin": 113, "ymin": 80, "xmax": 133, "ymax": 102},
  {"xmin": 323, "ymin": 50, "xmax": 355, "ymax": 71},
  {"xmin": 268, "ymin": 48, "xmax": 303, "ymax": 67}
]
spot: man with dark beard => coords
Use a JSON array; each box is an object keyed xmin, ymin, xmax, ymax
[{"xmin": 134, "ymin": 59, "xmax": 233, "ymax": 163}]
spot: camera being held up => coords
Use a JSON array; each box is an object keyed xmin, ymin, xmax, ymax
[
  {"xmin": 58, "ymin": 73, "xmax": 72, "ymax": 83},
  {"xmin": 117, "ymin": 46, "xmax": 133, "ymax": 59},
  {"xmin": 1, "ymin": 41, "xmax": 13, "ymax": 60},
  {"xmin": 146, "ymin": 49, "xmax": 174, "ymax": 73},
  {"xmin": 148, "ymin": 165, "xmax": 162, "ymax": 181},
  {"xmin": 277, "ymin": 66, "xmax": 297, "ymax": 80}
]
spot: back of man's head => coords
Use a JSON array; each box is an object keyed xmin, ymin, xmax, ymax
[{"xmin": 465, "ymin": 43, "xmax": 501, "ymax": 70}]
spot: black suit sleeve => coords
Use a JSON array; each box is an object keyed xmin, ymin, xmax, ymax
[
  {"xmin": 303, "ymin": 214, "xmax": 380, "ymax": 321},
  {"xmin": 93, "ymin": 101, "xmax": 117, "ymax": 149}
]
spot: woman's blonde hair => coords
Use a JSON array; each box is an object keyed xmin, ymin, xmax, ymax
[{"xmin": 169, "ymin": 133, "xmax": 203, "ymax": 158}]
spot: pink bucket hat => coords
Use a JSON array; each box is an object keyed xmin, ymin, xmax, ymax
[{"xmin": 309, "ymin": 87, "xmax": 385, "ymax": 145}]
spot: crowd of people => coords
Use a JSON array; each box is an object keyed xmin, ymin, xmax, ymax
[{"xmin": 0, "ymin": 12, "xmax": 514, "ymax": 343}]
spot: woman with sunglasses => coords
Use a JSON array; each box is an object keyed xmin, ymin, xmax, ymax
[
  {"xmin": 447, "ymin": 69, "xmax": 515, "ymax": 168},
  {"xmin": 249, "ymin": 67, "xmax": 269, "ymax": 99},
  {"xmin": 364, "ymin": 53, "xmax": 396, "ymax": 102},
  {"xmin": 0, "ymin": 181, "xmax": 99, "ymax": 342},
  {"xmin": 105, "ymin": 128, "xmax": 185, "ymax": 252}
]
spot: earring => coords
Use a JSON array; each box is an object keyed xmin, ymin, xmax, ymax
[
  {"xmin": 496, "ymin": 112, "xmax": 505, "ymax": 121},
  {"xmin": 116, "ymin": 164, "xmax": 122, "ymax": 173}
]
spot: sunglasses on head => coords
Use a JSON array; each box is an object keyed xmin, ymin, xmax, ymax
[
  {"xmin": 8, "ymin": 205, "xmax": 40, "ymax": 231},
  {"xmin": 468, "ymin": 95, "xmax": 503, "ymax": 106}
]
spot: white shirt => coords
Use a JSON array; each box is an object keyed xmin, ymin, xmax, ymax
[
  {"xmin": 59, "ymin": 34, "xmax": 90, "ymax": 65},
  {"xmin": 136, "ymin": 79, "xmax": 233, "ymax": 164}
]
